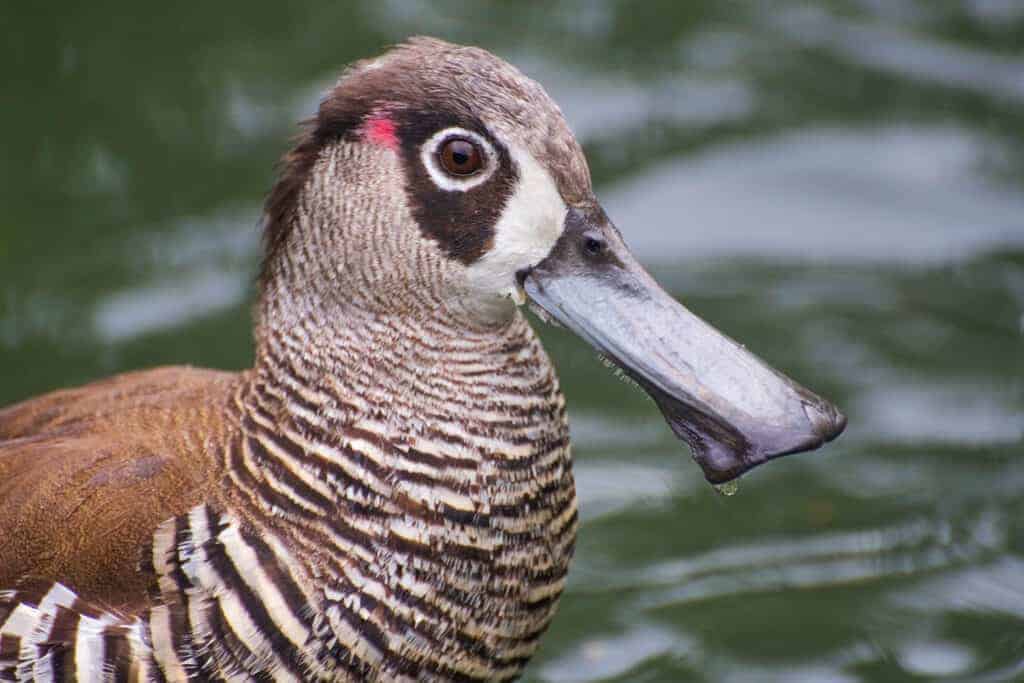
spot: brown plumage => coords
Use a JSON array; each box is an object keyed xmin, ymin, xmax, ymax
[{"xmin": 0, "ymin": 368, "xmax": 239, "ymax": 608}]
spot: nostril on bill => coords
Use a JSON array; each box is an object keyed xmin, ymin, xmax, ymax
[{"xmin": 803, "ymin": 400, "xmax": 847, "ymax": 442}]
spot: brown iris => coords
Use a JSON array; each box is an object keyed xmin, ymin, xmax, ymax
[{"xmin": 439, "ymin": 138, "xmax": 484, "ymax": 176}]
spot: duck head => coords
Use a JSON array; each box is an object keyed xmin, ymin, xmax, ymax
[{"xmin": 261, "ymin": 37, "xmax": 845, "ymax": 484}]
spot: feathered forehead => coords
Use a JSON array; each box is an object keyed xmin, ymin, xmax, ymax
[
  {"xmin": 261, "ymin": 37, "xmax": 591, "ymax": 282},
  {"xmin": 341, "ymin": 37, "xmax": 590, "ymax": 200}
]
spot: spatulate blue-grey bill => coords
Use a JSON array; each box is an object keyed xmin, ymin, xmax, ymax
[{"xmin": 521, "ymin": 206, "xmax": 846, "ymax": 484}]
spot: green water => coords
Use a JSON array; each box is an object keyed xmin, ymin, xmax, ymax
[{"xmin": 2, "ymin": 1, "xmax": 1023, "ymax": 680}]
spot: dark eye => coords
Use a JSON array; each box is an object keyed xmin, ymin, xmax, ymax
[
  {"xmin": 439, "ymin": 138, "xmax": 484, "ymax": 176},
  {"xmin": 584, "ymin": 235, "xmax": 607, "ymax": 256}
]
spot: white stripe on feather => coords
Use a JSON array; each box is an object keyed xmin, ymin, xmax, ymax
[
  {"xmin": 189, "ymin": 517, "xmax": 300, "ymax": 682},
  {"xmin": 216, "ymin": 524, "xmax": 311, "ymax": 661},
  {"xmin": 1, "ymin": 603, "xmax": 39, "ymax": 638},
  {"xmin": 150, "ymin": 605, "xmax": 188, "ymax": 682},
  {"xmin": 74, "ymin": 613, "xmax": 115, "ymax": 681}
]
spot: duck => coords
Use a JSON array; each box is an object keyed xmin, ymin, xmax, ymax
[{"xmin": 0, "ymin": 37, "xmax": 845, "ymax": 682}]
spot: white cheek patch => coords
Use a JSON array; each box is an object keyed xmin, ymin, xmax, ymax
[
  {"xmin": 465, "ymin": 146, "xmax": 568, "ymax": 301},
  {"xmin": 420, "ymin": 127, "xmax": 497, "ymax": 192}
]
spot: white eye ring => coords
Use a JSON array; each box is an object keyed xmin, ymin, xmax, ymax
[{"xmin": 420, "ymin": 127, "xmax": 497, "ymax": 192}]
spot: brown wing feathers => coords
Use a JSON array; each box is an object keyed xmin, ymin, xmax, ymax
[{"xmin": 0, "ymin": 367, "xmax": 239, "ymax": 610}]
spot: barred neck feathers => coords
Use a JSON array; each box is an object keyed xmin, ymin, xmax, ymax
[
  {"xmin": 235, "ymin": 262, "xmax": 578, "ymax": 670},
  {"xmin": 220, "ymin": 313, "xmax": 577, "ymax": 679}
]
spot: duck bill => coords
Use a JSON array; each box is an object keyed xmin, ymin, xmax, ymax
[{"xmin": 520, "ymin": 206, "xmax": 845, "ymax": 484}]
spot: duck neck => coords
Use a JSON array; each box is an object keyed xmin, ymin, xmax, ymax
[
  {"xmin": 249, "ymin": 292, "xmax": 563, "ymax": 444},
  {"xmin": 232, "ymin": 293, "xmax": 578, "ymax": 667},
  {"xmin": 239, "ymin": 284, "xmax": 575, "ymax": 533}
]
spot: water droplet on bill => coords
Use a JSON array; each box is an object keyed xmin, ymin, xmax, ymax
[{"xmin": 714, "ymin": 479, "xmax": 740, "ymax": 497}]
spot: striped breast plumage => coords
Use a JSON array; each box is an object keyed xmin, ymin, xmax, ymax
[{"xmin": 0, "ymin": 311, "xmax": 576, "ymax": 682}]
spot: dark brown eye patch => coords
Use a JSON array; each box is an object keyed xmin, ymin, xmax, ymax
[{"xmin": 438, "ymin": 138, "xmax": 484, "ymax": 176}]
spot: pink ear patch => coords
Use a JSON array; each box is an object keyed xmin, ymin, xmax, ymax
[{"xmin": 363, "ymin": 114, "xmax": 398, "ymax": 150}]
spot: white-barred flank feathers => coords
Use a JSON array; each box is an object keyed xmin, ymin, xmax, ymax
[
  {"xmin": 145, "ymin": 506, "xmax": 326, "ymax": 681},
  {"xmin": 0, "ymin": 584, "xmax": 155, "ymax": 682},
  {"xmin": 0, "ymin": 509, "xmax": 326, "ymax": 681}
]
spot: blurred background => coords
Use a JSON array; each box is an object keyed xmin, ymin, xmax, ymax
[{"xmin": 2, "ymin": 1, "xmax": 1023, "ymax": 680}]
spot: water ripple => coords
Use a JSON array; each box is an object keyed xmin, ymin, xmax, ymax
[{"xmin": 573, "ymin": 512, "xmax": 1006, "ymax": 604}]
